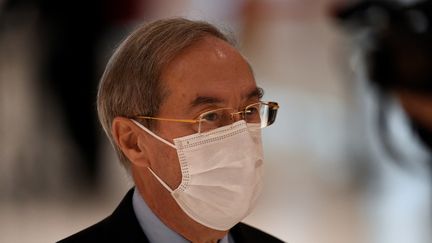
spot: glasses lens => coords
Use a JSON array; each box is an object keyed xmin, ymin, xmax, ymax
[
  {"xmin": 266, "ymin": 102, "xmax": 278, "ymax": 127},
  {"xmin": 197, "ymin": 102, "xmax": 279, "ymax": 133},
  {"xmin": 244, "ymin": 103, "xmax": 262, "ymax": 124},
  {"xmin": 198, "ymin": 108, "xmax": 234, "ymax": 133},
  {"xmin": 253, "ymin": 102, "xmax": 279, "ymax": 128}
]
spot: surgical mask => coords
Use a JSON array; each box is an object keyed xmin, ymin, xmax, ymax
[{"xmin": 131, "ymin": 120, "xmax": 264, "ymax": 231}]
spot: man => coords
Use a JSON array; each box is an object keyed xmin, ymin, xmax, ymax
[{"xmin": 59, "ymin": 18, "xmax": 281, "ymax": 243}]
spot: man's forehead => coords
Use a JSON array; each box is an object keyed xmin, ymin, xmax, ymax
[
  {"xmin": 159, "ymin": 35, "xmax": 259, "ymax": 113},
  {"xmin": 161, "ymin": 38, "xmax": 241, "ymax": 78},
  {"xmin": 171, "ymin": 36, "xmax": 239, "ymax": 66}
]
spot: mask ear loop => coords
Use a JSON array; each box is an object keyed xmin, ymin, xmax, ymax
[
  {"xmin": 130, "ymin": 119, "xmax": 176, "ymax": 192},
  {"xmin": 130, "ymin": 119, "xmax": 176, "ymax": 149},
  {"xmin": 147, "ymin": 167, "xmax": 175, "ymax": 192}
]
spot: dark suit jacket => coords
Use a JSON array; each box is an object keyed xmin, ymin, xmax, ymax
[{"xmin": 58, "ymin": 188, "xmax": 284, "ymax": 243}]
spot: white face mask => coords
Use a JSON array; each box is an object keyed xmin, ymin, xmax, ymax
[{"xmin": 131, "ymin": 120, "xmax": 264, "ymax": 231}]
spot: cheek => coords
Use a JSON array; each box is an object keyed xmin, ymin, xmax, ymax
[{"xmin": 150, "ymin": 140, "xmax": 183, "ymax": 190}]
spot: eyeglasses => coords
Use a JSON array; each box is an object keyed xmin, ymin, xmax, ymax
[{"xmin": 134, "ymin": 101, "xmax": 279, "ymax": 134}]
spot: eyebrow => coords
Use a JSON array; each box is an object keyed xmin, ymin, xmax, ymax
[
  {"xmin": 190, "ymin": 96, "xmax": 223, "ymax": 108},
  {"xmin": 189, "ymin": 87, "xmax": 265, "ymax": 108},
  {"xmin": 249, "ymin": 86, "xmax": 264, "ymax": 100}
]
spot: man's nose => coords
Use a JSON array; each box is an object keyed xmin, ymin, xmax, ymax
[{"xmin": 230, "ymin": 111, "xmax": 244, "ymax": 122}]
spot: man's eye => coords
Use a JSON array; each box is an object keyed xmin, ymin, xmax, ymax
[
  {"xmin": 245, "ymin": 107, "xmax": 259, "ymax": 116},
  {"xmin": 202, "ymin": 112, "xmax": 220, "ymax": 122}
]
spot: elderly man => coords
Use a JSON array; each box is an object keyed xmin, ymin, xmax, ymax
[{"xmin": 59, "ymin": 18, "xmax": 281, "ymax": 243}]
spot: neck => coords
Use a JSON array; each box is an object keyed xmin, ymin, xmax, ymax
[{"xmin": 132, "ymin": 168, "xmax": 228, "ymax": 242}]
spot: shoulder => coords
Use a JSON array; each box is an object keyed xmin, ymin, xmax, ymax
[
  {"xmin": 230, "ymin": 222, "xmax": 284, "ymax": 243},
  {"xmin": 57, "ymin": 188, "xmax": 149, "ymax": 243}
]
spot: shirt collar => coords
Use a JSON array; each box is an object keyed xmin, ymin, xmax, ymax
[{"xmin": 132, "ymin": 188, "xmax": 232, "ymax": 243}]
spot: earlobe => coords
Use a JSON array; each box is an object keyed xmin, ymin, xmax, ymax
[{"xmin": 112, "ymin": 117, "xmax": 149, "ymax": 167}]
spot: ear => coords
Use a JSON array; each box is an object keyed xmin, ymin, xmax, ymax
[{"xmin": 112, "ymin": 117, "xmax": 150, "ymax": 167}]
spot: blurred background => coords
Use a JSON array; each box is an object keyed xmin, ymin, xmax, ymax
[{"xmin": 0, "ymin": 0, "xmax": 431, "ymax": 242}]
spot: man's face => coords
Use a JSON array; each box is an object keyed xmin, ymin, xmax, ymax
[{"xmin": 137, "ymin": 36, "xmax": 260, "ymax": 197}]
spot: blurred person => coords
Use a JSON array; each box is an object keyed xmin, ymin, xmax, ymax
[
  {"xmin": 1, "ymin": 0, "xmax": 151, "ymax": 188},
  {"xmin": 334, "ymin": 0, "xmax": 432, "ymax": 242},
  {"xmin": 336, "ymin": 0, "xmax": 432, "ymax": 159},
  {"xmin": 59, "ymin": 18, "xmax": 282, "ymax": 243}
]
